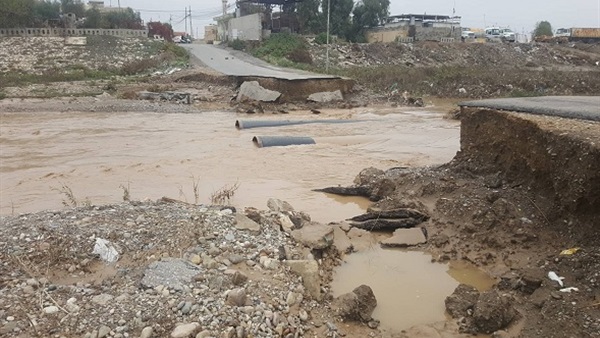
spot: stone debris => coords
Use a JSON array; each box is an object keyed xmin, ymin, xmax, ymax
[
  {"xmin": 237, "ymin": 81, "xmax": 281, "ymax": 102},
  {"xmin": 290, "ymin": 223, "xmax": 334, "ymax": 249},
  {"xmin": 140, "ymin": 258, "xmax": 201, "ymax": 289},
  {"xmin": 137, "ymin": 91, "xmax": 192, "ymax": 104},
  {"xmin": 332, "ymin": 284, "xmax": 377, "ymax": 322}
]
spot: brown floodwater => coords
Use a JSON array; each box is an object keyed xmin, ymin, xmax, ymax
[
  {"xmin": 331, "ymin": 247, "xmax": 496, "ymax": 333},
  {"xmin": 0, "ymin": 108, "xmax": 459, "ymax": 222}
]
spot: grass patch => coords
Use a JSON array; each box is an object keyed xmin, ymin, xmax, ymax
[{"xmin": 253, "ymin": 33, "xmax": 312, "ymax": 65}]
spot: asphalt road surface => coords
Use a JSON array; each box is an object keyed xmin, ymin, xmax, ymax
[
  {"xmin": 186, "ymin": 44, "xmax": 337, "ymax": 80},
  {"xmin": 460, "ymin": 96, "xmax": 600, "ymax": 121}
]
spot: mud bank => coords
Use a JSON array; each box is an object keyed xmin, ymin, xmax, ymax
[{"xmin": 457, "ymin": 108, "xmax": 600, "ymax": 220}]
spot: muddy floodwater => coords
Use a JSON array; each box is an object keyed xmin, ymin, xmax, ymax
[
  {"xmin": 332, "ymin": 248, "xmax": 495, "ymax": 332},
  {"xmin": 0, "ymin": 108, "xmax": 459, "ymax": 221}
]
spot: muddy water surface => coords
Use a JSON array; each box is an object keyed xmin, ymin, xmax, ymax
[{"xmin": 1, "ymin": 108, "xmax": 459, "ymax": 222}]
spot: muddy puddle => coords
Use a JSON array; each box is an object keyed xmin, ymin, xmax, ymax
[
  {"xmin": 331, "ymin": 247, "xmax": 495, "ymax": 333},
  {"xmin": 0, "ymin": 109, "xmax": 459, "ymax": 222}
]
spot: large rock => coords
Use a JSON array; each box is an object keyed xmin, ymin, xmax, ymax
[
  {"xmin": 332, "ymin": 285, "xmax": 377, "ymax": 322},
  {"xmin": 445, "ymin": 284, "xmax": 480, "ymax": 318},
  {"xmin": 291, "ymin": 223, "xmax": 333, "ymax": 249},
  {"xmin": 170, "ymin": 322, "xmax": 199, "ymax": 338},
  {"xmin": 285, "ymin": 260, "xmax": 321, "ymax": 300},
  {"xmin": 267, "ymin": 198, "xmax": 295, "ymax": 213},
  {"xmin": 380, "ymin": 227, "xmax": 427, "ymax": 247},
  {"xmin": 141, "ymin": 258, "xmax": 201, "ymax": 289},
  {"xmin": 237, "ymin": 81, "xmax": 281, "ymax": 102},
  {"xmin": 472, "ymin": 291, "xmax": 516, "ymax": 334},
  {"xmin": 307, "ymin": 90, "xmax": 343, "ymax": 103},
  {"xmin": 225, "ymin": 288, "xmax": 247, "ymax": 306},
  {"xmin": 234, "ymin": 214, "xmax": 261, "ymax": 234}
]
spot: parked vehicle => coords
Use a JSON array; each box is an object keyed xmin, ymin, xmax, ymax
[
  {"xmin": 485, "ymin": 27, "xmax": 515, "ymax": 42},
  {"xmin": 461, "ymin": 28, "xmax": 475, "ymax": 39},
  {"xmin": 555, "ymin": 28, "xmax": 571, "ymax": 37},
  {"xmin": 537, "ymin": 27, "xmax": 600, "ymax": 43}
]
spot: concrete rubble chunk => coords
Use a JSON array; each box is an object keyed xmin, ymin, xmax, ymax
[
  {"xmin": 307, "ymin": 90, "xmax": 344, "ymax": 103},
  {"xmin": 234, "ymin": 214, "xmax": 261, "ymax": 234},
  {"xmin": 332, "ymin": 226, "xmax": 353, "ymax": 254},
  {"xmin": 285, "ymin": 260, "xmax": 321, "ymax": 300},
  {"xmin": 380, "ymin": 227, "xmax": 427, "ymax": 247},
  {"xmin": 141, "ymin": 258, "xmax": 201, "ymax": 289},
  {"xmin": 291, "ymin": 223, "xmax": 333, "ymax": 249},
  {"xmin": 236, "ymin": 81, "xmax": 281, "ymax": 102}
]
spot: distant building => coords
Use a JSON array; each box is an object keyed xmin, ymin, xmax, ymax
[
  {"xmin": 87, "ymin": 1, "xmax": 105, "ymax": 9},
  {"xmin": 366, "ymin": 14, "xmax": 461, "ymax": 43}
]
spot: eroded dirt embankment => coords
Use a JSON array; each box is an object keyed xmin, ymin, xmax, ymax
[
  {"xmin": 323, "ymin": 109, "xmax": 600, "ymax": 337},
  {"xmin": 457, "ymin": 108, "xmax": 600, "ymax": 221}
]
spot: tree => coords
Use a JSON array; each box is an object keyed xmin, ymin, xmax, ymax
[
  {"xmin": 322, "ymin": 0, "xmax": 353, "ymax": 38},
  {"xmin": 33, "ymin": 0, "xmax": 61, "ymax": 26},
  {"xmin": 348, "ymin": 0, "xmax": 390, "ymax": 42},
  {"xmin": 297, "ymin": 0, "xmax": 323, "ymax": 34},
  {"xmin": 148, "ymin": 21, "xmax": 174, "ymax": 41},
  {"xmin": 0, "ymin": 0, "xmax": 35, "ymax": 28},
  {"xmin": 533, "ymin": 21, "xmax": 553, "ymax": 37},
  {"xmin": 61, "ymin": 0, "xmax": 85, "ymax": 17}
]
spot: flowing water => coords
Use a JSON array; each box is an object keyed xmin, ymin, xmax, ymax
[
  {"xmin": 0, "ymin": 108, "xmax": 459, "ymax": 221},
  {"xmin": 0, "ymin": 107, "xmax": 492, "ymax": 332}
]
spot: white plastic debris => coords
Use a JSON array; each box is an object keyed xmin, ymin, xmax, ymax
[
  {"xmin": 92, "ymin": 238, "xmax": 119, "ymax": 263},
  {"xmin": 548, "ymin": 271, "xmax": 565, "ymax": 287},
  {"xmin": 559, "ymin": 287, "xmax": 579, "ymax": 293}
]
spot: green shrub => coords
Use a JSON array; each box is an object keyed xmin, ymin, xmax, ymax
[
  {"xmin": 314, "ymin": 32, "xmax": 331, "ymax": 45},
  {"xmin": 229, "ymin": 39, "xmax": 246, "ymax": 51},
  {"xmin": 253, "ymin": 33, "xmax": 307, "ymax": 59}
]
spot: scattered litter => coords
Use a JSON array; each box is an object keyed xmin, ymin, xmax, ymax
[
  {"xmin": 560, "ymin": 247, "xmax": 580, "ymax": 255},
  {"xmin": 92, "ymin": 238, "xmax": 119, "ymax": 263},
  {"xmin": 548, "ymin": 271, "xmax": 565, "ymax": 287},
  {"xmin": 559, "ymin": 287, "xmax": 579, "ymax": 293}
]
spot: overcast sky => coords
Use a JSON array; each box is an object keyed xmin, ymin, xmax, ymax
[{"xmin": 111, "ymin": 0, "xmax": 600, "ymax": 37}]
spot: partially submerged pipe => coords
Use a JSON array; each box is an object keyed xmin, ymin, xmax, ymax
[
  {"xmin": 236, "ymin": 119, "xmax": 361, "ymax": 130},
  {"xmin": 252, "ymin": 136, "xmax": 316, "ymax": 148}
]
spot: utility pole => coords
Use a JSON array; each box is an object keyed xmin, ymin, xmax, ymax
[
  {"xmin": 185, "ymin": 7, "xmax": 188, "ymax": 34},
  {"xmin": 189, "ymin": 6, "xmax": 193, "ymax": 38},
  {"xmin": 326, "ymin": 0, "xmax": 331, "ymax": 71},
  {"xmin": 222, "ymin": 0, "xmax": 227, "ymax": 16}
]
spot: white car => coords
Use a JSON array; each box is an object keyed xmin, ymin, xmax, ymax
[
  {"xmin": 555, "ymin": 28, "xmax": 571, "ymax": 37},
  {"xmin": 499, "ymin": 28, "xmax": 516, "ymax": 42},
  {"xmin": 461, "ymin": 30, "xmax": 475, "ymax": 39}
]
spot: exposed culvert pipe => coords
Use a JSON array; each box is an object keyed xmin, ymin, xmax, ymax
[
  {"xmin": 236, "ymin": 119, "xmax": 361, "ymax": 130},
  {"xmin": 252, "ymin": 136, "xmax": 316, "ymax": 148}
]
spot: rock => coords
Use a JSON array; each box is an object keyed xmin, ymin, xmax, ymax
[
  {"xmin": 307, "ymin": 90, "xmax": 343, "ymax": 103},
  {"xmin": 26, "ymin": 278, "xmax": 39, "ymax": 288},
  {"xmin": 43, "ymin": 306, "xmax": 59, "ymax": 314},
  {"xmin": 140, "ymin": 326, "xmax": 153, "ymax": 338},
  {"xmin": 237, "ymin": 81, "xmax": 281, "ymax": 102},
  {"xmin": 267, "ymin": 198, "xmax": 295, "ymax": 213},
  {"xmin": 278, "ymin": 214, "xmax": 296, "ymax": 233},
  {"xmin": 260, "ymin": 256, "xmax": 280, "ymax": 269},
  {"xmin": 171, "ymin": 322, "xmax": 200, "ymax": 338},
  {"xmin": 290, "ymin": 223, "xmax": 333, "ymax": 249},
  {"xmin": 92, "ymin": 293, "xmax": 114, "ymax": 306},
  {"xmin": 228, "ymin": 254, "xmax": 245, "ymax": 265},
  {"xmin": 189, "ymin": 254, "xmax": 202, "ymax": 265},
  {"xmin": 181, "ymin": 301, "xmax": 193, "ymax": 314},
  {"xmin": 225, "ymin": 288, "xmax": 247, "ymax": 306},
  {"xmin": 380, "ymin": 227, "xmax": 427, "ymax": 247},
  {"xmin": 492, "ymin": 330, "xmax": 511, "ymax": 338},
  {"xmin": 231, "ymin": 271, "xmax": 248, "ymax": 286},
  {"xmin": 234, "ymin": 214, "xmax": 261, "ymax": 234},
  {"xmin": 285, "ymin": 260, "xmax": 321, "ymax": 300},
  {"xmin": 332, "ymin": 226, "xmax": 353, "ymax": 254},
  {"xmin": 445, "ymin": 284, "xmax": 480, "ymax": 318},
  {"xmin": 98, "ymin": 325, "xmax": 111, "ymax": 338},
  {"xmin": 196, "ymin": 330, "xmax": 211, "ymax": 338},
  {"xmin": 332, "ymin": 284, "xmax": 377, "ymax": 322},
  {"xmin": 346, "ymin": 227, "xmax": 377, "ymax": 251},
  {"xmin": 299, "ymin": 309, "xmax": 309, "ymax": 321},
  {"xmin": 141, "ymin": 258, "xmax": 201, "ymax": 289},
  {"xmin": 472, "ymin": 290, "xmax": 516, "ymax": 334}
]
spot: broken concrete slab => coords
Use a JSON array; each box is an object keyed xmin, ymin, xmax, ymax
[
  {"xmin": 332, "ymin": 226, "xmax": 353, "ymax": 254},
  {"xmin": 285, "ymin": 260, "xmax": 321, "ymax": 300},
  {"xmin": 291, "ymin": 223, "xmax": 333, "ymax": 249},
  {"xmin": 346, "ymin": 227, "xmax": 377, "ymax": 252},
  {"xmin": 237, "ymin": 81, "xmax": 281, "ymax": 102},
  {"xmin": 307, "ymin": 90, "xmax": 343, "ymax": 103},
  {"xmin": 380, "ymin": 227, "xmax": 427, "ymax": 247}
]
